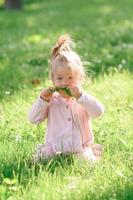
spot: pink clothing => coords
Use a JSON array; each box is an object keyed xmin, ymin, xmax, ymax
[{"xmin": 28, "ymin": 92, "xmax": 104, "ymax": 162}]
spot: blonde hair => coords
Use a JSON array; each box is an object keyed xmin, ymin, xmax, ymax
[{"xmin": 50, "ymin": 34, "xmax": 85, "ymax": 83}]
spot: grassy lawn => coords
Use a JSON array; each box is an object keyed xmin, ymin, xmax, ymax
[{"xmin": 0, "ymin": 0, "xmax": 133, "ymax": 199}]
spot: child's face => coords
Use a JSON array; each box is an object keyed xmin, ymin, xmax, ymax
[{"xmin": 53, "ymin": 66, "xmax": 80, "ymax": 88}]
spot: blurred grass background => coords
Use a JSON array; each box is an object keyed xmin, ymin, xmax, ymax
[{"xmin": 0, "ymin": 0, "xmax": 133, "ymax": 199}]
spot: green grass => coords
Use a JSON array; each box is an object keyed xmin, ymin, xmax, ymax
[{"xmin": 0, "ymin": 0, "xmax": 133, "ymax": 199}]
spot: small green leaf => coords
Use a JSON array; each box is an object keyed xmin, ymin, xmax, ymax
[
  {"xmin": 49, "ymin": 87, "xmax": 72, "ymax": 96},
  {"xmin": 55, "ymin": 87, "xmax": 72, "ymax": 96}
]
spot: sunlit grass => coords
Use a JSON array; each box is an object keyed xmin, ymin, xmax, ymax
[{"xmin": 0, "ymin": 0, "xmax": 133, "ymax": 199}]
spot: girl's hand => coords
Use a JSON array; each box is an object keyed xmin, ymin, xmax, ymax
[
  {"xmin": 40, "ymin": 87, "xmax": 53, "ymax": 102},
  {"xmin": 69, "ymin": 85, "xmax": 82, "ymax": 99}
]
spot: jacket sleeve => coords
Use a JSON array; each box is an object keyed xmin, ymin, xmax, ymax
[
  {"xmin": 28, "ymin": 97, "xmax": 49, "ymax": 124},
  {"xmin": 77, "ymin": 92, "xmax": 105, "ymax": 118}
]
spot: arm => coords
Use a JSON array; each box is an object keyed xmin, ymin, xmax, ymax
[
  {"xmin": 28, "ymin": 87, "xmax": 53, "ymax": 124},
  {"xmin": 28, "ymin": 97, "xmax": 49, "ymax": 124},
  {"xmin": 77, "ymin": 92, "xmax": 104, "ymax": 118}
]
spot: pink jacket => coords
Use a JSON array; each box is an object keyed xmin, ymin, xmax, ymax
[{"xmin": 28, "ymin": 92, "xmax": 104, "ymax": 158}]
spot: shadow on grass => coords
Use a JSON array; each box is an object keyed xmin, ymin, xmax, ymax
[
  {"xmin": 0, "ymin": 154, "xmax": 74, "ymax": 186},
  {"xmin": 84, "ymin": 182, "xmax": 133, "ymax": 200},
  {"xmin": 1, "ymin": 156, "xmax": 133, "ymax": 200}
]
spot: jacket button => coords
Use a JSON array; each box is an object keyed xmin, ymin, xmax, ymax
[
  {"xmin": 68, "ymin": 118, "xmax": 71, "ymax": 121},
  {"xmin": 66, "ymin": 105, "xmax": 69, "ymax": 109}
]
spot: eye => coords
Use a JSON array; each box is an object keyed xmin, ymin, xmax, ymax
[
  {"xmin": 57, "ymin": 77, "xmax": 63, "ymax": 80},
  {"xmin": 68, "ymin": 76, "xmax": 73, "ymax": 80}
]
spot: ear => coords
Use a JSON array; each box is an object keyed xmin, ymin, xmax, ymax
[
  {"xmin": 78, "ymin": 75, "xmax": 83, "ymax": 85},
  {"xmin": 78, "ymin": 74, "xmax": 82, "ymax": 81},
  {"xmin": 51, "ymin": 73, "xmax": 55, "ymax": 83},
  {"xmin": 79, "ymin": 74, "xmax": 82, "ymax": 80}
]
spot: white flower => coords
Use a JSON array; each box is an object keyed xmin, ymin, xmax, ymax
[
  {"xmin": 55, "ymin": 151, "xmax": 62, "ymax": 155},
  {"xmin": 15, "ymin": 133, "xmax": 22, "ymax": 143}
]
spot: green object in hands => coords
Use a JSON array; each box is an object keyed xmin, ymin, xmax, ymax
[{"xmin": 49, "ymin": 87, "xmax": 72, "ymax": 96}]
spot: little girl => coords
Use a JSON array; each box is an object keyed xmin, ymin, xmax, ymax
[{"xmin": 28, "ymin": 34, "xmax": 104, "ymax": 163}]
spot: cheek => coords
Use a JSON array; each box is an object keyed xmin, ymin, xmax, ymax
[
  {"xmin": 52, "ymin": 76, "xmax": 59, "ymax": 85},
  {"xmin": 53, "ymin": 80, "xmax": 61, "ymax": 86},
  {"xmin": 70, "ymin": 79, "xmax": 80, "ymax": 85}
]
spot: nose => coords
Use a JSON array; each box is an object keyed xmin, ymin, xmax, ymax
[
  {"xmin": 61, "ymin": 80, "xmax": 69, "ymax": 87},
  {"xmin": 61, "ymin": 84, "xmax": 68, "ymax": 88}
]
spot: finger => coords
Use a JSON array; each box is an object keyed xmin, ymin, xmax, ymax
[{"xmin": 47, "ymin": 87, "xmax": 55, "ymax": 94}]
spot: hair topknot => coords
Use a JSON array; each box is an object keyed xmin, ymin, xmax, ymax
[
  {"xmin": 51, "ymin": 34, "xmax": 73, "ymax": 61},
  {"xmin": 50, "ymin": 34, "xmax": 86, "ymax": 83}
]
